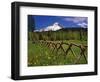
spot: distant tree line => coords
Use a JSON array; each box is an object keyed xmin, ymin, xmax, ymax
[{"xmin": 28, "ymin": 30, "xmax": 87, "ymax": 42}]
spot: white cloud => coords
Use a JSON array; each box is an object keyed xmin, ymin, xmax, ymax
[
  {"xmin": 63, "ymin": 17, "xmax": 87, "ymax": 23},
  {"xmin": 63, "ymin": 17, "xmax": 88, "ymax": 28},
  {"xmin": 77, "ymin": 22, "xmax": 87, "ymax": 28}
]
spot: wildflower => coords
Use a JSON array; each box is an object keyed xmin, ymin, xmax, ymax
[{"xmin": 48, "ymin": 56, "xmax": 51, "ymax": 59}]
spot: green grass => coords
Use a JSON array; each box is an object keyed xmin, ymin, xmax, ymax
[{"xmin": 28, "ymin": 40, "xmax": 87, "ymax": 66}]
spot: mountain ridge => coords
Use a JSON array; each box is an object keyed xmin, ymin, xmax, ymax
[{"xmin": 34, "ymin": 22, "xmax": 87, "ymax": 32}]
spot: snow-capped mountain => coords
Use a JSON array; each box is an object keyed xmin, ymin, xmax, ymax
[
  {"xmin": 44, "ymin": 22, "xmax": 63, "ymax": 31},
  {"xmin": 34, "ymin": 22, "xmax": 63, "ymax": 32}
]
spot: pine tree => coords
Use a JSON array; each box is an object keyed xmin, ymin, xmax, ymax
[{"xmin": 28, "ymin": 15, "xmax": 35, "ymax": 32}]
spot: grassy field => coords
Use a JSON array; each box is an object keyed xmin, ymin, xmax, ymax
[{"xmin": 28, "ymin": 40, "xmax": 87, "ymax": 66}]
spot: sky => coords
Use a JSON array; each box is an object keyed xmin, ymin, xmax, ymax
[{"xmin": 31, "ymin": 15, "xmax": 88, "ymax": 30}]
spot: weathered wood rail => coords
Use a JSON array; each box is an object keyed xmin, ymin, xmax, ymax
[{"xmin": 33, "ymin": 40, "xmax": 87, "ymax": 64}]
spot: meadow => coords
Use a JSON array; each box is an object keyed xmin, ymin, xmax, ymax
[{"xmin": 28, "ymin": 29, "xmax": 88, "ymax": 66}]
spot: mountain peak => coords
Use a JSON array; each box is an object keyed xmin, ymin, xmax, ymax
[
  {"xmin": 34, "ymin": 22, "xmax": 63, "ymax": 32},
  {"xmin": 44, "ymin": 22, "xmax": 63, "ymax": 31},
  {"xmin": 53, "ymin": 22, "xmax": 59, "ymax": 26}
]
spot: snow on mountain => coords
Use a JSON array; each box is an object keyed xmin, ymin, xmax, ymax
[
  {"xmin": 44, "ymin": 22, "xmax": 63, "ymax": 31},
  {"xmin": 34, "ymin": 22, "xmax": 63, "ymax": 32}
]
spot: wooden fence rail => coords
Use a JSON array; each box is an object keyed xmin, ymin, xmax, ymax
[{"xmin": 33, "ymin": 40, "xmax": 87, "ymax": 64}]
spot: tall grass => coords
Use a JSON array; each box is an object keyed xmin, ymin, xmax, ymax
[
  {"xmin": 28, "ymin": 40, "xmax": 87, "ymax": 66},
  {"xmin": 28, "ymin": 30, "xmax": 87, "ymax": 42},
  {"xmin": 28, "ymin": 29, "xmax": 87, "ymax": 66}
]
